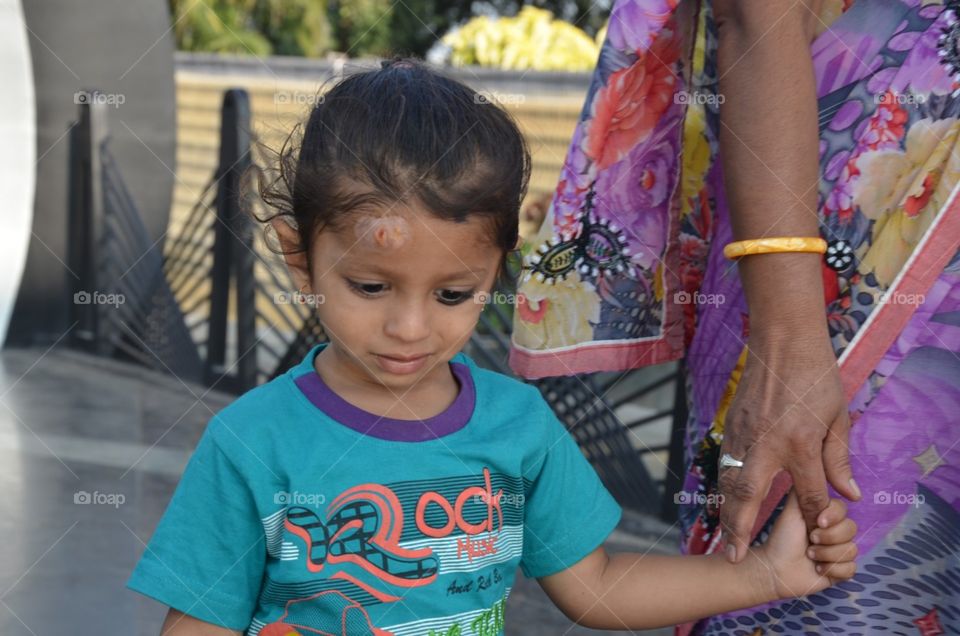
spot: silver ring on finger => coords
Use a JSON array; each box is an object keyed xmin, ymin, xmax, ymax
[{"xmin": 720, "ymin": 452, "xmax": 745, "ymax": 469}]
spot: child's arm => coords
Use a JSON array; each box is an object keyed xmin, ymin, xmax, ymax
[
  {"xmin": 158, "ymin": 609, "xmax": 243, "ymax": 636},
  {"xmin": 538, "ymin": 492, "xmax": 857, "ymax": 630}
]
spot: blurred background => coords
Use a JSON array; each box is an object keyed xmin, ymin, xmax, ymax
[{"xmin": 1, "ymin": 0, "xmax": 684, "ymax": 633}]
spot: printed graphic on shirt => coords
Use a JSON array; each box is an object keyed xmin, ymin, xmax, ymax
[
  {"xmin": 384, "ymin": 590, "xmax": 508, "ymax": 636},
  {"xmin": 252, "ymin": 467, "xmax": 527, "ymax": 636}
]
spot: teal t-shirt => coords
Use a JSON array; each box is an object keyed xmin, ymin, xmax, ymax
[{"xmin": 127, "ymin": 343, "xmax": 622, "ymax": 635}]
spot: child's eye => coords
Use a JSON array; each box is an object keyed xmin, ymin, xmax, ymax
[
  {"xmin": 436, "ymin": 289, "xmax": 474, "ymax": 306},
  {"xmin": 346, "ymin": 280, "xmax": 387, "ymax": 297}
]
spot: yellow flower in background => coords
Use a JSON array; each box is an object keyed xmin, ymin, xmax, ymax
[
  {"xmin": 443, "ymin": 7, "xmax": 600, "ymax": 71},
  {"xmin": 855, "ymin": 117, "xmax": 960, "ymax": 286}
]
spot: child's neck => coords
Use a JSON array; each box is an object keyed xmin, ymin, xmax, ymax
[{"xmin": 314, "ymin": 346, "xmax": 460, "ymax": 422}]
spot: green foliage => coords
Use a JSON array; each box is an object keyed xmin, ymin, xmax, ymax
[
  {"xmin": 168, "ymin": 0, "xmax": 611, "ymax": 60},
  {"xmin": 385, "ymin": 0, "xmax": 474, "ymax": 58},
  {"xmin": 170, "ymin": 0, "xmax": 273, "ymax": 56},
  {"xmin": 329, "ymin": 0, "xmax": 394, "ymax": 57},
  {"xmin": 170, "ymin": 0, "xmax": 331, "ymax": 57},
  {"xmin": 253, "ymin": 0, "xmax": 332, "ymax": 57}
]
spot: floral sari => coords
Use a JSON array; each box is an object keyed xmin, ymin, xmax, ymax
[{"xmin": 510, "ymin": 1, "xmax": 960, "ymax": 633}]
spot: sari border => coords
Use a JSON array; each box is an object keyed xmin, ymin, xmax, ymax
[
  {"xmin": 837, "ymin": 180, "xmax": 960, "ymax": 400},
  {"xmin": 508, "ymin": 335, "xmax": 683, "ymax": 379}
]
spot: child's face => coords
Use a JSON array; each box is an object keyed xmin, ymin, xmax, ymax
[{"xmin": 276, "ymin": 203, "xmax": 502, "ymax": 392}]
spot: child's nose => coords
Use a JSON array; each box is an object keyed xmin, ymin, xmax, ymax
[{"xmin": 383, "ymin": 300, "xmax": 431, "ymax": 342}]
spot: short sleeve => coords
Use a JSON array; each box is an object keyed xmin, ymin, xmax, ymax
[
  {"xmin": 126, "ymin": 422, "xmax": 266, "ymax": 630},
  {"xmin": 519, "ymin": 407, "xmax": 622, "ymax": 578}
]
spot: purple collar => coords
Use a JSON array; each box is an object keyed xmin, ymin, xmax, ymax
[{"xmin": 292, "ymin": 346, "xmax": 476, "ymax": 442}]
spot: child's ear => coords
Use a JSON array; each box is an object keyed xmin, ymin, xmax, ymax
[{"xmin": 271, "ymin": 216, "xmax": 312, "ymax": 291}]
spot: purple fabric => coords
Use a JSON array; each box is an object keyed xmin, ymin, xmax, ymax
[
  {"xmin": 684, "ymin": 161, "xmax": 746, "ymax": 466},
  {"xmin": 293, "ymin": 357, "xmax": 476, "ymax": 442},
  {"xmin": 843, "ymin": 272, "xmax": 960, "ymax": 556}
]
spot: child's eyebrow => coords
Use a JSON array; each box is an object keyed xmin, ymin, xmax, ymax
[
  {"xmin": 438, "ymin": 268, "xmax": 487, "ymax": 283},
  {"xmin": 340, "ymin": 262, "xmax": 486, "ymax": 283}
]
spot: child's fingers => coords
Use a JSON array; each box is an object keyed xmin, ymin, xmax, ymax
[
  {"xmin": 810, "ymin": 517, "xmax": 857, "ymax": 545},
  {"xmin": 816, "ymin": 559, "xmax": 857, "ymax": 581},
  {"xmin": 807, "ymin": 541, "xmax": 858, "ymax": 564},
  {"xmin": 816, "ymin": 498, "xmax": 847, "ymax": 529}
]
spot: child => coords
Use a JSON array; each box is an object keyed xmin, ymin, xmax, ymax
[{"xmin": 127, "ymin": 58, "xmax": 858, "ymax": 635}]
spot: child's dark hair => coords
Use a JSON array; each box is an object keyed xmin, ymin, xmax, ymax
[{"xmin": 257, "ymin": 57, "xmax": 531, "ymax": 283}]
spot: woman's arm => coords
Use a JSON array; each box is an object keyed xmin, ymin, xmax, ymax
[
  {"xmin": 159, "ymin": 609, "xmax": 243, "ymax": 636},
  {"xmin": 711, "ymin": 0, "xmax": 861, "ymax": 563}
]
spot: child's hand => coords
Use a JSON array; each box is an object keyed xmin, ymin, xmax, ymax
[{"xmin": 750, "ymin": 489, "xmax": 858, "ymax": 599}]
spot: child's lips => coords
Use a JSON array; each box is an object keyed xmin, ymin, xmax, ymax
[{"xmin": 375, "ymin": 352, "xmax": 430, "ymax": 374}]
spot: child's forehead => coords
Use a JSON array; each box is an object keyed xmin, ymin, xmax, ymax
[
  {"xmin": 348, "ymin": 214, "xmax": 412, "ymax": 251},
  {"xmin": 337, "ymin": 204, "xmax": 486, "ymax": 247},
  {"xmin": 320, "ymin": 207, "xmax": 498, "ymax": 277}
]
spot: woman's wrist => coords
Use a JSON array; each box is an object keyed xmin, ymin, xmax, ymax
[
  {"xmin": 735, "ymin": 250, "xmax": 826, "ymax": 323},
  {"xmin": 746, "ymin": 320, "xmax": 834, "ymax": 365}
]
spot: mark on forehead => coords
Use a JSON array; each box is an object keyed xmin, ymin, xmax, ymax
[{"xmin": 353, "ymin": 214, "xmax": 412, "ymax": 251}]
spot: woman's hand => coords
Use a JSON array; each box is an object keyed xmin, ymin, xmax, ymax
[
  {"xmin": 752, "ymin": 491, "xmax": 858, "ymax": 599},
  {"xmin": 719, "ymin": 324, "xmax": 862, "ymax": 563}
]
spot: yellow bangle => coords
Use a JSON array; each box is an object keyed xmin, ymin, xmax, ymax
[{"xmin": 722, "ymin": 237, "xmax": 827, "ymax": 260}]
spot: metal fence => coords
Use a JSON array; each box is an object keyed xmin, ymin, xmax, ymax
[{"xmin": 67, "ymin": 88, "xmax": 688, "ymax": 521}]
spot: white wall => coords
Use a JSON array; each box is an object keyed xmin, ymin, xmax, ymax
[{"xmin": 0, "ymin": 0, "xmax": 35, "ymax": 346}]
